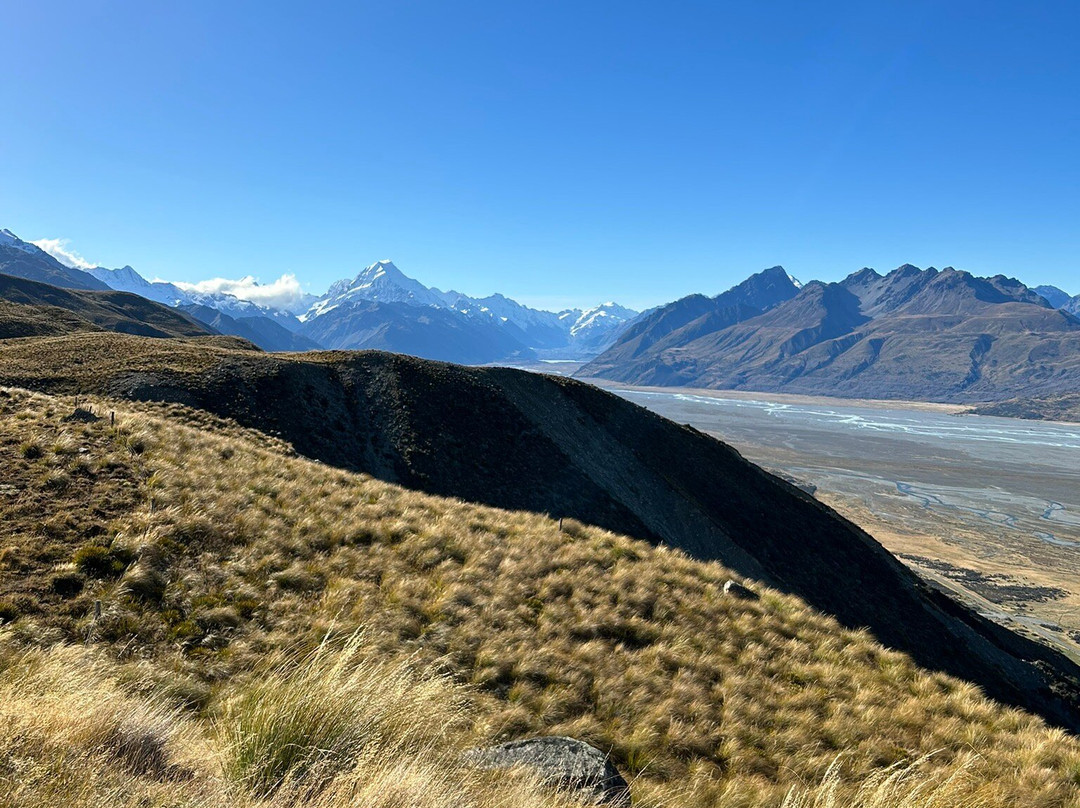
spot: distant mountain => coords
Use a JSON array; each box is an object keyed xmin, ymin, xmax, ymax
[
  {"xmin": 85, "ymin": 261, "xmax": 309, "ymax": 351},
  {"xmin": 298, "ymin": 299, "xmax": 536, "ymax": 364},
  {"xmin": 0, "ymin": 272, "xmax": 213, "ymax": 339},
  {"xmin": 1036, "ymin": 284, "xmax": 1080, "ymax": 316},
  {"xmin": 581, "ymin": 266, "xmax": 801, "ymax": 378},
  {"xmin": 0, "ymin": 229, "xmax": 110, "ymax": 291},
  {"xmin": 9, "ymin": 225, "xmax": 638, "ymax": 363},
  {"xmin": 445, "ymin": 291, "xmax": 569, "ymax": 350},
  {"xmin": 86, "ymin": 265, "xmax": 190, "ymax": 306},
  {"xmin": 307, "ymin": 260, "xmax": 450, "ymax": 316},
  {"xmin": 1035, "ymin": 285, "xmax": 1073, "ymax": 309},
  {"xmin": 301, "ymin": 260, "xmax": 637, "ymax": 361},
  {"xmin": 561, "ymin": 302, "xmax": 640, "ymax": 354},
  {"xmin": 88, "ymin": 264, "xmax": 303, "ymax": 325},
  {"xmin": 179, "ymin": 303, "xmax": 320, "ymax": 352},
  {"xmin": 581, "ymin": 265, "xmax": 1080, "ymax": 402}
]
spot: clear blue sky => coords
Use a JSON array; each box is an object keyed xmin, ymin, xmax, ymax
[{"xmin": 2, "ymin": 1, "xmax": 1078, "ymax": 310}]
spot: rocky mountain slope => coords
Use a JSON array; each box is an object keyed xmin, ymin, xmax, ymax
[
  {"xmin": 581, "ymin": 266, "xmax": 800, "ymax": 379},
  {"xmin": 582, "ymin": 265, "xmax": 1080, "ymax": 402},
  {"xmin": 3, "ymin": 331, "xmax": 1080, "ymax": 732},
  {"xmin": 0, "ymin": 229, "xmax": 110, "ymax": 291}
]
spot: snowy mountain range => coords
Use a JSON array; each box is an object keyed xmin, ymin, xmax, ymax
[
  {"xmin": 85, "ymin": 266, "xmax": 306, "ymax": 327},
  {"xmin": 1, "ymin": 227, "xmax": 637, "ymax": 360},
  {"xmin": 295, "ymin": 259, "xmax": 638, "ymax": 360}
]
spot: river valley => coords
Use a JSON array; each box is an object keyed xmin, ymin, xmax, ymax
[{"xmin": 592, "ymin": 380, "xmax": 1080, "ymax": 660}]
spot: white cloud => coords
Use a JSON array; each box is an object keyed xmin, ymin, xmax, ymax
[
  {"xmin": 30, "ymin": 238, "xmax": 96, "ymax": 270},
  {"xmin": 170, "ymin": 274, "xmax": 309, "ymax": 311}
]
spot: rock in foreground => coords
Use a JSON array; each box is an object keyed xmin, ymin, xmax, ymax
[{"xmin": 463, "ymin": 736, "xmax": 630, "ymax": 805}]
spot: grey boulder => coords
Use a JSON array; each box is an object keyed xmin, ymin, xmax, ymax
[
  {"xmin": 723, "ymin": 579, "xmax": 759, "ymax": 600},
  {"xmin": 463, "ymin": 736, "xmax": 630, "ymax": 805}
]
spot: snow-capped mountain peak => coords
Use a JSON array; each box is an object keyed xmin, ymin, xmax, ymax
[
  {"xmin": 568, "ymin": 302, "xmax": 638, "ymax": 338},
  {"xmin": 301, "ymin": 259, "xmax": 638, "ymax": 356},
  {"xmin": 0, "ymin": 228, "xmax": 42, "ymax": 256},
  {"xmin": 87, "ymin": 263, "xmax": 303, "ymax": 329},
  {"xmin": 87, "ymin": 265, "xmax": 192, "ymax": 307},
  {"xmin": 305, "ymin": 259, "xmax": 449, "ymax": 318}
]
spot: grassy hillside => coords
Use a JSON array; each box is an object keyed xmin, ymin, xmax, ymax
[
  {"xmin": 3, "ymin": 332, "xmax": 1080, "ymax": 732},
  {"xmin": 0, "ymin": 273, "xmax": 214, "ymax": 339},
  {"xmin": 2, "ymin": 386, "xmax": 1080, "ymax": 807}
]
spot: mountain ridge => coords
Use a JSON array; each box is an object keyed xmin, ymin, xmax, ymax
[
  {"xmin": 0, "ymin": 229, "xmax": 111, "ymax": 291},
  {"xmin": 301, "ymin": 259, "xmax": 638, "ymax": 359},
  {"xmin": 581, "ymin": 264, "xmax": 1080, "ymax": 402},
  {"xmin": 0, "ymin": 272, "xmax": 215, "ymax": 339}
]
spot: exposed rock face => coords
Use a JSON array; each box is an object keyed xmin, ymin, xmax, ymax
[{"xmin": 463, "ymin": 737, "xmax": 630, "ymax": 805}]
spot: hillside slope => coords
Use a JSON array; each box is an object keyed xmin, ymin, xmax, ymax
[
  {"xmin": 2, "ymin": 332, "xmax": 1080, "ymax": 732},
  {"xmin": 2, "ymin": 385, "xmax": 1080, "ymax": 807},
  {"xmin": 0, "ymin": 273, "xmax": 215, "ymax": 339},
  {"xmin": 972, "ymin": 393, "xmax": 1080, "ymax": 423}
]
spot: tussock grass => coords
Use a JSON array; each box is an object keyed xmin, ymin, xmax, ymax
[
  {"xmin": 2, "ymin": 386, "xmax": 1080, "ymax": 807},
  {"xmin": 218, "ymin": 633, "xmax": 467, "ymax": 798},
  {"xmin": 0, "ymin": 635, "xmax": 577, "ymax": 808},
  {"xmin": 781, "ymin": 755, "xmax": 998, "ymax": 808}
]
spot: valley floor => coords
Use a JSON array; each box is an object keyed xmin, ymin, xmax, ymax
[{"xmin": 585, "ymin": 380, "xmax": 1080, "ymax": 664}]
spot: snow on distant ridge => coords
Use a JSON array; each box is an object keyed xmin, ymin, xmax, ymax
[
  {"xmin": 86, "ymin": 266, "xmax": 190, "ymax": 307},
  {"xmin": 305, "ymin": 260, "xmax": 447, "ymax": 318},
  {"xmin": 0, "ymin": 229, "xmax": 42, "ymax": 256},
  {"xmin": 568, "ymin": 302, "xmax": 637, "ymax": 337}
]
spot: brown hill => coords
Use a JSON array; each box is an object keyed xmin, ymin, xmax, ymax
[
  {"xmin": 0, "ymin": 272, "xmax": 215, "ymax": 339},
  {"xmin": 973, "ymin": 393, "xmax": 1080, "ymax": 423},
  {"xmin": 2, "ymin": 330, "xmax": 1080, "ymax": 732}
]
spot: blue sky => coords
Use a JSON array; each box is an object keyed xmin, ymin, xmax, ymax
[{"xmin": 2, "ymin": 1, "xmax": 1078, "ymax": 310}]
